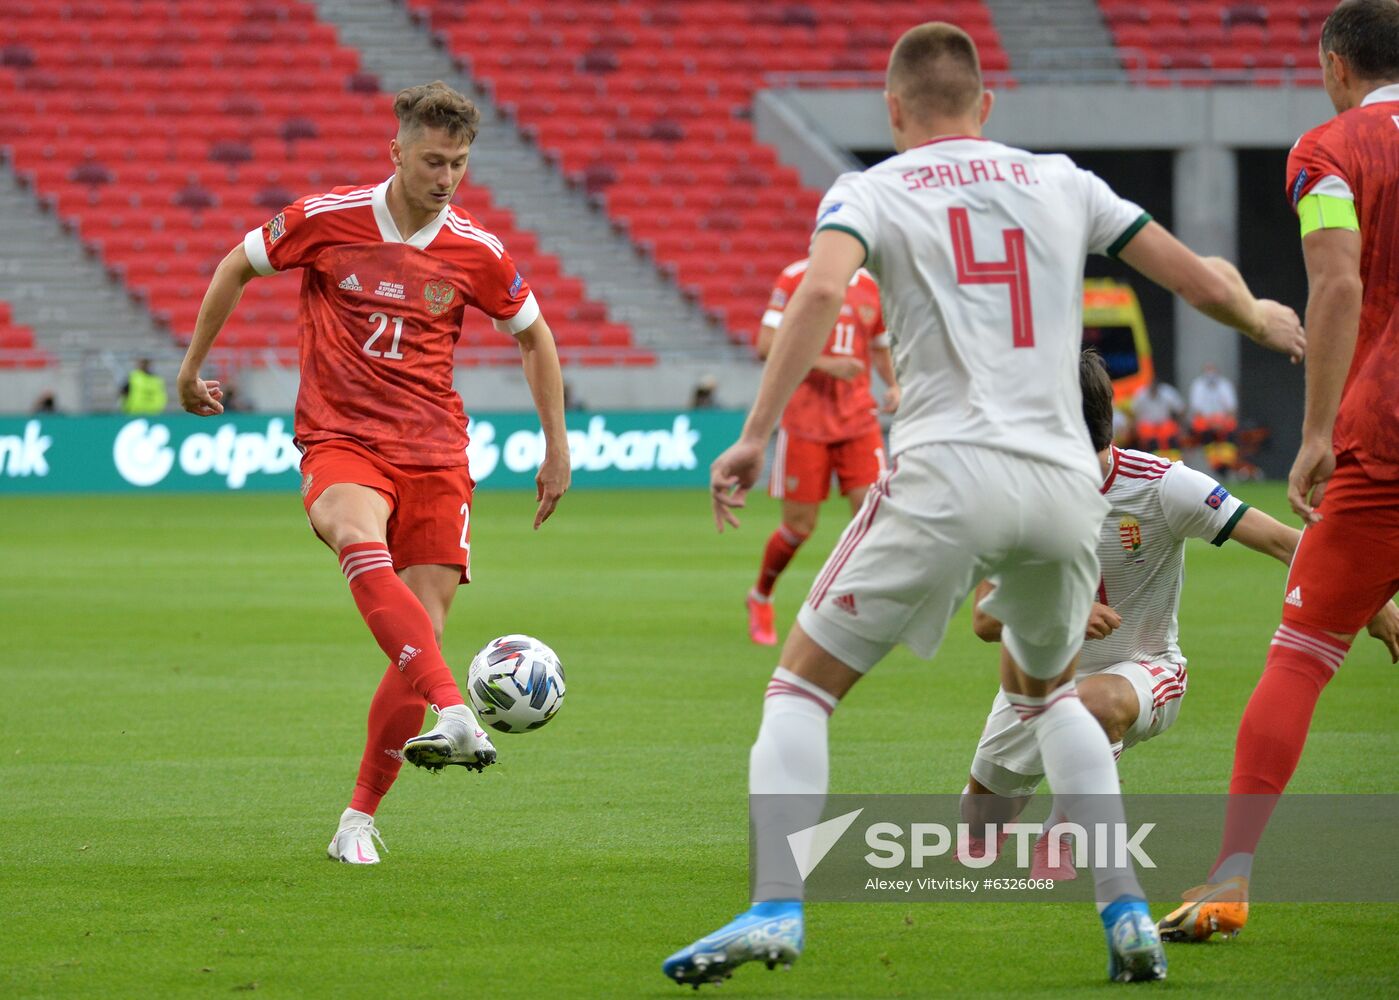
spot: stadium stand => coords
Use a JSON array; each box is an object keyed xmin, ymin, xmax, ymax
[
  {"xmin": 1099, "ymin": 0, "xmax": 1329, "ymax": 84},
  {"xmin": 0, "ymin": 300, "xmax": 52, "ymax": 370},
  {"xmin": 0, "ymin": 0, "xmax": 650, "ymax": 367},
  {"xmin": 406, "ymin": 0, "xmax": 1010, "ymax": 343}
]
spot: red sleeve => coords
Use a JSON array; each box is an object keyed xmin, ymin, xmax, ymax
[
  {"xmin": 469, "ymin": 246, "xmax": 538, "ymax": 335},
  {"xmin": 1286, "ymin": 121, "xmax": 1350, "ymax": 212},
  {"xmin": 760, "ymin": 264, "xmax": 805, "ymax": 339},
  {"xmin": 243, "ymin": 193, "xmax": 342, "ymax": 275}
]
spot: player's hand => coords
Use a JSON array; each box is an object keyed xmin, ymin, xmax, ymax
[
  {"xmin": 1084, "ymin": 603, "xmax": 1122, "ymax": 640},
  {"xmin": 881, "ymin": 383, "xmax": 902, "ymax": 414},
  {"xmin": 177, "ymin": 371, "xmax": 223, "ymax": 416},
  {"xmin": 1249, "ymin": 300, "xmax": 1305, "ymax": 364},
  {"xmin": 533, "ymin": 448, "xmax": 570, "ymax": 529},
  {"xmin": 1365, "ymin": 602, "xmax": 1399, "ymax": 664},
  {"xmin": 1287, "ymin": 435, "xmax": 1334, "ymax": 525},
  {"xmin": 822, "ymin": 357, "xmax": 865, "ymax": 381},
  {"xmin": 711, "ymin": 437, "xmax": 766, "ymax": 532}
]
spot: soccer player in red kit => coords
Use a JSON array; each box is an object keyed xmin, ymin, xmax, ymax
[
  {"xmin": 746, "ymin": 259, "xmax": 899, "ymax": 645},
  {"xmin": 175, "ymin": 82, "xmax": 570, "ymax": 864},
  {"xmin": 1162, "ymin": 0, "xmax": 1399, "ymax": 940}
]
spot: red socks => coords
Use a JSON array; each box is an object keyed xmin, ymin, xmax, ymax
[
  {"xmin": 339, "ymin": 542, "xmax": 463, "ymax": 710},
  {"xmin": 755, "ymin": 523, "xmax": 810, "ymax": 598},
  {"xmin": 349, "ymin": 664, "xmax": 426, "ymax": 816},
  {"xmin": 1211, "ymin": 621, "xmax": 1348, "ymax": 876}
]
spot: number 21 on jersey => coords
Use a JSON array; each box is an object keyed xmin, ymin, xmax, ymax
[
  {"xmin": 949, "ymin": 207, "xmax": 1035, "ymax": 348},
  {"xmin": 364, "ymin": 312, "xmax": 406, "ymax": 360}
]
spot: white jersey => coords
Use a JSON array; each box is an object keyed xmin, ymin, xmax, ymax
[
  {"xmin": 1189, "ymin": 373, "xmax": 1238, "ymax": 417},
  {"xmin": 1082, "ymin": 447, "xmax": 1247, "ymax": 673},
  {"xmin": 816, "ymin": 136, "xmax": 1148, "ymax": 482}
]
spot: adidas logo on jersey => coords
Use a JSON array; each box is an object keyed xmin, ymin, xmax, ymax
[
  {"xmin": 833, "ymin": 593, "xmax": 858, "ymax": 616},
  {"xmin": 338, "ymin": 273, "xmax": 363, "ymax": 291},
  {"xmin": 1285, "ymin": 586, "xmax": 1303, "ymax": 608},
  {"xmin": 397, "ymin": 644, "xmax": 422, "ymax": 670}
]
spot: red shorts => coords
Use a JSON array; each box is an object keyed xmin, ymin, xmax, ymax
[
  {"xmin": 299, "ymin": 439, "xmax": 474, "ymax": 583},
  {"xmin": 770, "ymin": 427, "xmax": 886, "ymax": 504},
  {"xmin": 1283, "ymin": 455, "xmax": 1399, "ymax": 634}
]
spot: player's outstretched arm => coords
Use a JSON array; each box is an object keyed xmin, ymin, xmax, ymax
[
  {"xmin": 1290, "ymin": 228, "xmax": 1363, "ymax": 524},
  {"xmin": 1115, "ymin": 222, "xmax": 1304, "ymax": 362},
  {"xmin": 710, "ymin": 230, "xmax": 863, "ymax": 531},
  {"xmin": 1227, "ymin": 506, "xmax": 1302, "ymax": 565},
  {"xmin": 177, "ymin": 243, "xmax": 259, "ymax": 416},
  {"xmin": 515, "ymin": 314, "xmax": 570, "ymax": 529}
]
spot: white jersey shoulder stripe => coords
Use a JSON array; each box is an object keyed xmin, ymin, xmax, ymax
[
  {"xmin": 443, "ymin": 220, "xmax": 504, "ymax": 258},
  {"xmin": 304, "ymin": 187, "xmax": 376, "ymax": 211},
  {"xmin": 445, "ymin": 212, "xmax": 504, "ymax": 252},
  {"xmin": 305, "ymin": 196, "xmax": 374, "ymax": 219}
]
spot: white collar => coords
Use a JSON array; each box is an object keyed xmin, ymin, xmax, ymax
[
  {"xmin": 372, "ymin": 177, "xmax": 451, "ymax": 249},
  {"xmin": 1361, "ymin": 83, "xmax": 1399, "ymax": 106}
]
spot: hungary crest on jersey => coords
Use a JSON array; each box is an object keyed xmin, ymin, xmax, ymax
[
  {"xmin": 423, "ymin": 278, "xmax": 456, "ymax": 316},
  {"xmin": 1119, "ymin": 515, "xmax": 1142, "ymax": 552}
]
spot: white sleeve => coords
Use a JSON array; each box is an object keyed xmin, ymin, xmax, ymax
[
  {"xmin": 1078, "ymin": 168, "xmax": 1150, "ymax": 258},
  {"xmin": 1159, "ymin": 462, "xmax": 1248, "ymax": 545},
  {"xmin": 243, "ymin": 227, "xmax": 276, "ymax": 276},
  {"xmin": 814, "ymin": 171, "xmax": 876, "ymax": 264}
]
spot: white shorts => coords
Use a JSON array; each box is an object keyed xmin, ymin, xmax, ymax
[
  {"xmin": 969, "ymin": 657, "xmax": 1189, "ymax": 798},
  {"xmin": 797, "ymin": 442, "xmax": 1108, "ymax": 679}
]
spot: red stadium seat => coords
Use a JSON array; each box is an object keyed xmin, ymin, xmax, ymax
[{"xmin": 2, "ymin": 0, "xmax": 634, "ymax": 364}]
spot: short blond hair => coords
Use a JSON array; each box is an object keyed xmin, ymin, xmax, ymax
[
  {"xmin": 394, "ymin": 81, "xmax": 480, "ymax": 145},
  {"xmin": 886, "ymin": 23, "xmax": 983, "ymax": 121}
]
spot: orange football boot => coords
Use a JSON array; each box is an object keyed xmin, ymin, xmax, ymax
[
  {"xmin": 746, "ymin": 593, "xmax": 777, "ymax": 646},
  {"xmin": 1157, "ymin": 876, "xmax": 1249, "ymax": 942}
]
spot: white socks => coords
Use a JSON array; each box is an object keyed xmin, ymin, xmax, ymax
[
  {"xmin": 1006, "ymin": 682, "xmax": 1144, "ymax": 909},
  {"xmin": 750, "ymin": 667, "xmax": 837, "ymax": 901}
]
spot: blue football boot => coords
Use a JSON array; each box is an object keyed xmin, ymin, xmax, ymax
[{"xmin": 662, "ymin": 901, "xmax": 803, "ymax": 988}]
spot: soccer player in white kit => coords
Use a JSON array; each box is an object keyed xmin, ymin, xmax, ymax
[
  {"xmin": 662, "ymin": 23, "xmax": 1304, "ymax": 987},
  {"xmin": 961, "ymin": 352, "xmax": 1399, "ymax": 876}
]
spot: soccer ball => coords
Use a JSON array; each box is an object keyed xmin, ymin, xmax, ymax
[{"xmin": 467, "ymin": 634, "xmax": 566, "ymax": 734}]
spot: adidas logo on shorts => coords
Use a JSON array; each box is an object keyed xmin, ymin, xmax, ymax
[
  {"xmin": 338, "ymin": 273, "xmax": 363, "ymax": 291},
  {"xmin": 833, "ymin": 593, "xmax": 858, "ymax": 616},
  {"xmin": 1285, "ymin": 586, "xmax": 1303, "ymax": 608}
]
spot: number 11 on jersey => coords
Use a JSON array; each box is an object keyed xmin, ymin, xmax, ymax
[{"xmin": 949, "ymin": 207, "xmax": 1035, "ymax": 348}]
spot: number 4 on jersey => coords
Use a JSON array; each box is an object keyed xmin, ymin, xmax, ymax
[{"xmin": 949, "ymin": 207, "xmax": 1035, "ymax": 348}]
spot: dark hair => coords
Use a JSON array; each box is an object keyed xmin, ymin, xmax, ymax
[
  {"xmin": 886, "ymin": 22, "xmax": 984, "ymax": 120},
  {"xmin": 394, "ymin": 81, "xmax": 480, "ymax": 144},
  {"xmin": 1079, "ymin": 349, "xmax": 1115, "ymax": 452},
  {"xmin": 1322, "ymin": 0, "xmax": 1399, "ymax": 81}
]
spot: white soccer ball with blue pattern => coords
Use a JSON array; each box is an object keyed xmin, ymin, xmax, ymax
[{"xmin": 467, "ymin": 634, "xmax": 566, "ymax": 734}]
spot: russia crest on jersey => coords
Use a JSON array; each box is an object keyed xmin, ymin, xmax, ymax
[
  {"xmin": 1119, "ymin": 515, "xmax": 1142, "ymax": 552},
  {"xmin": 423, "ymin": 278, "xmax": 456, "ymax": 316}
]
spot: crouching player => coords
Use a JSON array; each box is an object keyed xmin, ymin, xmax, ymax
[{"xmin": 961, "ymin": 351, "xmax": 1399, "ymax": 877}]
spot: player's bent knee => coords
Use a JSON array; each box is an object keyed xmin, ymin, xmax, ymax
[
  {"xmin": 778, "ymin": 621, "xmax": 865, "ymax": 700},
  {"xmin": 1077, "ymin": 675, "xmax": 1139, "ymax": 744},
  {"xmin": 309, "ymin": 483, "xmax": 391, "ymax": 552}
]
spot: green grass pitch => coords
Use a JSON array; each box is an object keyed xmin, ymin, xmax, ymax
[{"xmin": 2, "ymin": 483, "xmax": 1395, "ymax": 998}]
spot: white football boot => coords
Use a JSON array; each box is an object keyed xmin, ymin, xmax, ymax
[
  {"xmin": 327, "ymin": 808, "xmax": 385, "ymax": 865},
  {"xmin": 402, "ymin": 703, "xmax": 498, "ymax": 773}
]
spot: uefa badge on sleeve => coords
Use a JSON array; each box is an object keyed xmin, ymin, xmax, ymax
[{"xmin": 423, "ymin": 279, "xmax": 456, "ymax": 316}]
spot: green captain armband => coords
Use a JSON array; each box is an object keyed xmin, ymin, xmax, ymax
[{"xmin": 1297, "ymin": 193, "xmax": 1359, "ymax": 237}]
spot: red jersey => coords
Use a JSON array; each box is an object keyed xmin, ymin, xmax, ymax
[
  {"xmin": 1287, "ymin": 84, "xmax": 1399, "ymax": 480},
  {"xmin": 244, "ymin": 177, "xmax": 537, "ymax": 468},
  {"xmin": 761, "ymin": 260, "xmax": 887, "ymax": 443}
]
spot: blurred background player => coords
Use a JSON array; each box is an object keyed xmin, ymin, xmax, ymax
[
  {"xmin": 1131, "ymin": 377, "xmax": 1186, "ymax": 459},
  {"xmin": 1165, "ymin": 0, "xmax": 1399, "ymax": 942},
  {"xmin": 962, "ymin": 350, "xmax": 1399, "ymax": 877},
  {"xmin": 176, "ymin": 81, "xmax": 571, "ymax": 865},
  {"xmin": 668, "ymin": 22, "xmax": 1304, "ymax": 989},
  {"xmin": 1188, "ymin": 363, "xmax": 1239, "ymax": 476},
  {"xmin": 745, "ymin": 258, "xmax": 899, "ymax": 645}
]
